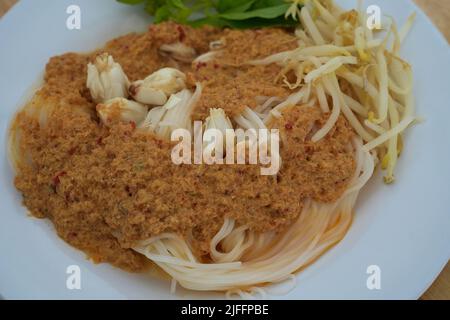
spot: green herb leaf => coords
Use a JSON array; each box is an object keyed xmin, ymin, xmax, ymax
[
  {"xmin": 116, "ymin": 0, "xmax": 302, "ymax": 29},
  {"xmin": 217, "ymin": 0, "xmax": 256, "ymax": 13},
  {"xmin": 250, "ymin": 0, "xmax": 286, "ymax": 10},
  {"xmin": 219, "ymin": 4, "xmax": 291, "ymax": 20},
  {"xmin": 144, "ymin": 0, "xmax": 167, "ymax": 15},
  {"xmin": 189, "ymin": 16, "xmax": 229, "ymax": 28},
  {"xmin": 223, "ymin": 16, "xmax": 298, "ymax": 29},
  {"xmin": 154, "ymin": 6, "xmax": 171, "ymax": 23},
  {"xmin": 169, "ymin": 0, "xmax": 190, "ymax": 10}
]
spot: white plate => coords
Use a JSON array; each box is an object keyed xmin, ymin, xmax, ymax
[{"xmin": 0, "ymin": 0, "xmax": 449, "ymax": 299}]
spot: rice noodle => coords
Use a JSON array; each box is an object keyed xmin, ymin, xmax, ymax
[{"xmin": 134, "ymin": 138, "xmax": 374, "ymax": 293}]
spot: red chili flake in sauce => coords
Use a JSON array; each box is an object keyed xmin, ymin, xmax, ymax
[
  {"xmin": 52, "ymin": 171, "xmax": 67, "ymax": 187},
  {"xmin": 195, "ymin": 62, "xmax": 207, "ymax": 71},
  {"xmin": 130, "ymin": 121, "xmax": 136, "ymax": 130},
  {"xmin": 68, "ymin": 147, "xmax": 77, "ymax": 155},
  {"xmin": 285, "ymin": 122, "xmax": 293, "ymax": 130},
  {"xmin": 177, "ymin": 25, "xmax": 186, "ymax": 42},
  {"xmin": 304, "ymin": 145, "xmax": 313, "ymax": 154},
  {"xmin": 213, "ymin": 63, "xmax": 219, "ymax": 69},
  {"xmin": 97, "ymin": 137, "xmax": 103, "ymax": 145},
  {"xmin": 254, "ymin": 30, "xmax": 263, "ymax": 38}
]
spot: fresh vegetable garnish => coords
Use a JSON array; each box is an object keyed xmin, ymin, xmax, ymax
[{"xmin": 117, "ymin": 0, "xmax": 303, "ymax": 28}]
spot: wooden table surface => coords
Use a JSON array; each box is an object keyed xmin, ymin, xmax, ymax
[{"xmin": 0, "ymin": 0, "xmax": 448, "ymax": 300}]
